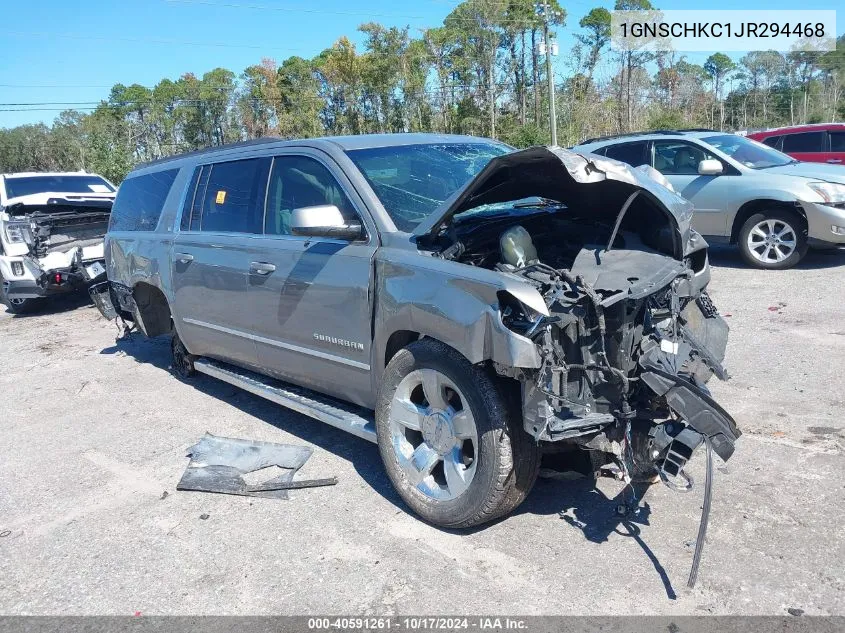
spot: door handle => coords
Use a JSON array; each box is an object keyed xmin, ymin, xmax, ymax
[
  {"xmin": 250, "ymin": 261, "xmax": 276, "ymax": 275},
  {"xmin": 827, "ymin": 159, "xmax": 843, "ymax": 164},
  {"xmin": 175, "ymin": 253, "xmax": 194, "ymax": 263}
]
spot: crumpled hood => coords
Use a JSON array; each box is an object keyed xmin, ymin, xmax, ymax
[
  {"xmin": 762, "ymin": 161, "xmax": 845, "ymax": 184},
  {"xmin": 413, "ymin": 146, "xmax": 695, "ymax": 242},
  {"xmin": 3, "ymin": 191, "xmax": 115, "ymax": 211},
  {"xmin": 3, "ymin": 194, "xmax": 114, "ymax": 217}
]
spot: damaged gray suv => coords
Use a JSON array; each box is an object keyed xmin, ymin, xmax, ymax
[{"xmin": 93, "ymin": 134, "xmax": 740, "ymax": 528}]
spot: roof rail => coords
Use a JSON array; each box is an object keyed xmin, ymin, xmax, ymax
[
  {"xmin": 137, "ymin": 136, "xmax": 283, "ymax": 169},
  {"xmin": 581, "ymin": 129, "xmax": 683, "ymax": 144},
  {"xmin": 677, "ymin": 128, "xmax": 719, "ymax": 133}
]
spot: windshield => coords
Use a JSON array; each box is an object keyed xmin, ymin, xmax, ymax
[
  {"xmin": 703, "ymin": 134, "xmax": 794, "ymax": 169},
  {"xmin": 346, "ymin": 142, "xmax": 511, "ymax": 231},
  {"xmin": 4, "ymin": 174, "xmax": 115, "ymax": 199}
]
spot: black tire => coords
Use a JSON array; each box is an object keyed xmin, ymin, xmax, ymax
[
  {"xmin": 0, "ymin": 275, "xmax": 41, "ymax": 314},
  {"xmin": 738, "ymin": 209, "xmax": 808, "ymax": 270},
  {"xmin": 375, "ymin": 338, "xmax": 539, "ymax": 528},
  {"xmin": 171, "ymin": 330, "xmax": 197, "ymax": 378}
]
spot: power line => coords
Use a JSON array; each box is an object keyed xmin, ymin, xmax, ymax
[
  {"xmin": 5, "ymin": 31, "xmax": 312, "ymax": 52},
  {"xmin": 0, "ymin": 83, "xmax": 116, "ymax": 89},
  {"xmin": 0, "ymin": 85, "xmax": 516, "ymax": 112},
  {"xmin": 165, "ymin": 0, "xmax": 428, "ymax": 19},
  {"xmin": 164, "ymin": 0, "xmax": 572, "ymax": 25}
]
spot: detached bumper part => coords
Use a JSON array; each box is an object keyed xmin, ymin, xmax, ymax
[
  {"xmin": 3, "ymin": 277, "xmax": 77, "ymax": 300},
  {"xmin": 89, "ymin": 280, "xmax": 119, "ymax": 320},
  {"xmin": 640, "ymin": 368, "xmax": 741, "ymax": 462}
]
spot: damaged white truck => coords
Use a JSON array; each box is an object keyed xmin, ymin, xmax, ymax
[
  {"xmin": 91, "ymin": 135, "xmax": 740, "ymax": 543},
  {"xmin": 0, "ymin": 172, "xmax": 116, "ymax": 314}
]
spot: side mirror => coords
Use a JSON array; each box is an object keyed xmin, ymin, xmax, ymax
[
  {"xmin": 698, "ymin": 159, "xmax": 723, "ymax": 176},
  {"xmin": 289, "ymin": 205, "xmax": 364, "ymax": 241}
]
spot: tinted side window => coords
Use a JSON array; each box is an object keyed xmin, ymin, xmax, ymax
[
  {"xmin": 603, "ymin": 142, "xmax": 648, "ymax": 167},
  {"xmin": 830, "ymin": 132, "xmax": 845, "ymax": 152},
  {"xmin": 265, "ymin": 156, "xmax": 357, "ymax": 236},
  {"xmin": 762, "ymin": 136, "xmax": 782, "ymax": 149},
  {"xmin": 200, "ymin": 158, "xmax": 270, "ymax": 234},
  {"xmin": 179, "ymin": 166, "xmax": 201, "ymax": 231},
  {"xmin": 109, "ymin": 169, "xmax": 178, "ymax": 232},
  {"xmin": 190, "ymin": 165, "xmax": 211, "ymax": 232},
  {"xmin": 782, "ymin": 132, "xmax": 824, "ymax": 153},
  {"xmin": 653, "ymin": 140, "xmax": 719, "ymax": 175}
]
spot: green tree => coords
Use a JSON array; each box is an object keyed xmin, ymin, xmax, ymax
[
  {"xmin": 577, "ymin": 7, "xmax": 611, "ymax": 80},
  {"xmin": 704, "ymin": 52, "xmax": 736, "ymax": 129}
]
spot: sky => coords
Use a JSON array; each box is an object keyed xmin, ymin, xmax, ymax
[{"xmin": 1, "ymin": 0, "xmax": 842, "ymax": 129}]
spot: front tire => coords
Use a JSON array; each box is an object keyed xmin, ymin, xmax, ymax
[
  {"xmin": 376, "ymin": 339, "xmax": 539, "ymax": 528},
  {"xmin": 171, "ymin": 330, "xmax": 196, "ymax": 378},
  {"xmin": 0, "ymin": 276, "xmax": 41, "ymax": 314},
  {"xmin": 738, "ymin": 210, "xmax": 807, "ymax": 270}
]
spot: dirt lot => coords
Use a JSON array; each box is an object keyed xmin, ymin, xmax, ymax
[{"xmin": 1, "ymin": 245, "xmax": 844, "ymax": 615}]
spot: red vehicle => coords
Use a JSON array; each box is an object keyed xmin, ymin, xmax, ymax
[{"xmin": 748, "ymin": 124, "xmax": 845, "ymax": 166}]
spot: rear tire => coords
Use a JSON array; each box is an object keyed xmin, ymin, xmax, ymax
[
  {"xmin": 738, "ymin": 209, "xmax": 807, "ymax": 270},
  {"xmin": 375, "ymin": 338, "xmax": 539, "ymax": 528}
]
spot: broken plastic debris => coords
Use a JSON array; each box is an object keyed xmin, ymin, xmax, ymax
[{"xmin": 176, "ymin": 433, "xmax": 336, "ymax": 500}]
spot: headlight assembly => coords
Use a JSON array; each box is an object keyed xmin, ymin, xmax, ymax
[
  {"xmin": 807, "ymin": 181, "xmax": 845, "ymax": 204},
  {"xmin": 4, "ymin": 222, "xmax": 32, "ymax": 244}
]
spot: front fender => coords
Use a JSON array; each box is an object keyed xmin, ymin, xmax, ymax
[{"xmin": 373, "ymin": 249, "xmax": 542, "ymax": 378}]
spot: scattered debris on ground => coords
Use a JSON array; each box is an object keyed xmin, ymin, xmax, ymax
[{"xmin": 176, "ymin": 433, "xmax": 337, "ymax": 500}]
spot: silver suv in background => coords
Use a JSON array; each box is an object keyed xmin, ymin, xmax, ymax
[
  {"xmin": 573, "ymin": 131, "xmax": 845, "ymax": 269},
  {"xmin": 0, "ymin": 172, "xmax": 116, "ymax": 313},
  {"xmin": 92, "ymin": 134, "xmax": 740, "ymax": 529}
]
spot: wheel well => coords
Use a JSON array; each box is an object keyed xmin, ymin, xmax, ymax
[
  {"xmin": 132, "ymin": 283, "xmax": 172, "ymax": 338},
  {"xmin": 730, "ymin": 199, "xmax": 807, "ymax": 244},
  {"xmin": 384, "ymin": 330, "xmax": 420, "ymax": 369}
]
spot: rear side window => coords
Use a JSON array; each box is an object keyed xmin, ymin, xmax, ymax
[
  {"xmin": 179, "ymin": 166, "xmax": 202, "ymax": 231},
  {"xmin": 109, "ymin": 169, "xmax": 178, "ymax": 232},
  {"xmin": 761, "ymin": 136, "xmax": 782, "ymax": 149},
  {"xmin": 603, "ymin": 142, "xmax": 649, "ymax": 167},
  {"xmin": 782, "ymin": 132, "xmax": 824, "ymax": 153},
  {"xmin": 830, "ymin": 132, "xmax": 845, "ymax": 152},
  {"xmin": 198, "ymin": 158, "xmax": 270, "ymax": 234}
]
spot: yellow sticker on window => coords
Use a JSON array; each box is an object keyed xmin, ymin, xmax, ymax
[{"xmin": 215, "ymin": 190, "xmax": 226, "ymax": 204}]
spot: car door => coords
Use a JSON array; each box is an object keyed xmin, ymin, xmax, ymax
[
  {"xmin": 827, "ymin": 130, "xmax": 845, "ymax": 166},
  {"xmin": 244, "ymin": 150, "xmax": 377, "ymax": 408},
  {"xmin": 781, "ymin": 131, "xmax": 826, "ymax": 163},
  {"xmin": 651, "ymin": 140, "xmax": 731, "ymax": 237},
  {"xmin": 171, "ymin": 156, "xmax": 271, "ymax": 370}
]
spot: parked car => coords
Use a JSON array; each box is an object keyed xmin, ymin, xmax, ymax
[
  {"xmin": 572, "ymin": 130, "xmax": 845, "ymax": 269},
  {"xmin": 748, "ymin": 123, "xmax": 845, "ymax": 165},
  {"xmin": 0, "ymin": 171, "xmax": 116, "ymax": 313},
  {"xmin": 91, "ymin": 134, "xmax": 739, "ymax": 528}
]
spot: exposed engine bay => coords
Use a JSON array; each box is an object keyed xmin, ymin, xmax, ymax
[
  {"xmin": 437, "ymin": 199, "xmax": 737, "ymax": 475},
  {"xmin": 421, "ymin": 146, "xmax": 740, "ymax": 585},
  {"xmin": 0, "ymin": 198, "xmax": 112, "ymax": 300}
]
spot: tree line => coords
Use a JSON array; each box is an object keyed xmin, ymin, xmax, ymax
[{"xmin": 1, "ymin": 0, "xmax": 843, "ymax": 183}]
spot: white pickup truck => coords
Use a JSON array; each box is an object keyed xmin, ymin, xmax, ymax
[{"xmin": 0, "ymin": 172, "xmax": 116, "ymax": 314}]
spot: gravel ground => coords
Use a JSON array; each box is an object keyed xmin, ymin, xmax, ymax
[{"xmin": 1, "ymin": 244, "xmax": 844, "ymax": 615}]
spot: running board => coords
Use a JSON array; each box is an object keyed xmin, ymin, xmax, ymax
[{"xmin": 194, "ymin": 358, "xmax": 377, "ymax": 443}]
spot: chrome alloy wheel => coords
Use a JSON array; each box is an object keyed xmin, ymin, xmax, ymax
[
  {"xmin": 388, "ymin": 368, "xmax": 478, "ymax": 501},
  {"xmin": 746, "ymin": 219, "xmax": 797, "ymax": 264},
  {"xmin": 9, "ymin": 298, "xmax": 25, "ymax": 306}
]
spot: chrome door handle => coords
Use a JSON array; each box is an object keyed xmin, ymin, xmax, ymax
[
  {"xmin": 827, "ymin": 159, "xmax": 843, "ymax": 164},
  {"xmin": 250, "ymin": 261, "xmax": 276, "ymax": 275},
  {"xmin": 175, "ymin": 253, "xmax": 194, "ymax": 263}
]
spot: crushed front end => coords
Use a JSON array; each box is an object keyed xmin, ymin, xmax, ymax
[
  {"xmin": 510, "ymin": 255, "xmax": 739, "ymax": 487},
  {"xmin": 419, "ymin": 146, "xmax": 741, "ymax": 549},
  {"xmin": 0, "ymin": 198, "xmax": 112, "ymax": 301}
]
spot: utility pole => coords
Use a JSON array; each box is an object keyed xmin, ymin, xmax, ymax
[{"xmin": 536, "ymin": 1, "xmax": 561, "ymax": 146}]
